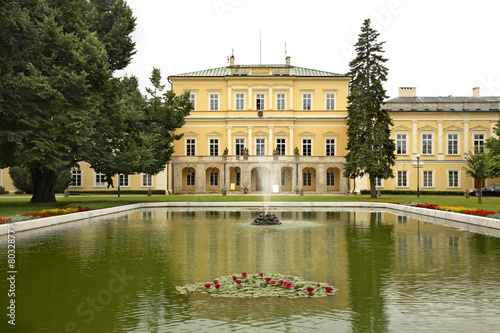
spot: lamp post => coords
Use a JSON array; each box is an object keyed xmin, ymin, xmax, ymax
[{"xmin": 416, "ymin": 154, "xmax": 420, "ymax": 198}]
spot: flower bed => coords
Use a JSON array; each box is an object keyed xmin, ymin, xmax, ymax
[
  {"xmin": 176, "ymin": 272, "xmax": 336, "ymax": 298},
  {"xmin": 0, "ymin": 206, "xmax": 90, "ymax": 224},
  {"xmin": 412, "ymin": 203, "xmax": 500, "ymax": 218}
]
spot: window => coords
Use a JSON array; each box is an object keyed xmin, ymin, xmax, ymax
[
  {"xmin": 142, "ymin": 174, "xmax": 152, "ymax": 187},
  {"xmin": 448, "ymin": 170, "xmax": 459, "ymax": 188},
  {"xmin": 189, "ymin": 93, "xmax": 196, "ymax": 110},
  {"xmin": 303, "ymin": 170, "xmax": 312, "ymax": 187},
  {"xmin": 281, "ymin": 170, "xmax": 286, "ymax": 186},
  {"xmin": 235, "ymin": 138, "xmax": 245, "ymax": 155},
  {"xmin": 396, "ymin": 134, "xmax": 407, "ymax": 155},
  {"xmin": 71, "ymin": 169, "xmax": 82, "ymax": 187},
  {"xmin": 210, "ymin": 139, "xmax": 219, "ymax": 156},
  {"xmin": 276, "ymin": 138, "xmax": 286, "ymax": 155},
  {"xmin": 422, "ymin": 134, "xmax": 433, "ymax": 155},
  {"xmin": 276, "ymin": 93, "xmax": 286, "ymax": 110},
  {"xmin": 210, "ymin": 94, "xmax": 219, "ymax": 111},
  {"xmin": 209, "ymin": 170, "xmax": 219, "ymax": 187},
  {"xmin": 326, "ymin": 170, "xmax": 335, "ymax": 186},
  {"xmin": 325, "ymin": 139, "xmax": 335, "ymax": 156},
  {"xmin": 186, "ymin": 170, "xmax": 195, "ymax": 186},
  {"xmin": 397, "ymin": 170, "xmax": 408, "ymax": 187},
  {"xmin": 186, "ymin": 139, "xmax": 196, "ymax": 156},
  {"xmin": 119, "ymin": 174, "xmax": 129, "ymax": 187},
  {"xmin": 95, "ymin": 172, "xmax": 106, "ymax": 187},
  {"xmin": 256, "ymin": 138, "xmax": 265, "ymax": 155},
  {"xmin": 302, "ymin": 93, "xmax": 312, "ymax": 110},
  {"xmin": 256, "ymin": 93, "xmax": 265, "ymax": 110},
  {"xmin": 423, "ymin": 170, "xmax": 433, "ymax": 188},
  {"xmin": 302, "ymin": 139, "xmax": 312, "ymax": 156},
  {"xmin": 473, "ymin": 134, "xmax": 485, "ymax": 153},
  {"xmin": 326, "ymin": 93, "xmax": 335, "ymax": 110},
  {"xmin": 375, "ymin": 177, "xmax": 383, "ymax": 187},
  {"xmin": 235, "ymin": 170, "xmax": 241, "ymax": 186},
  {"xmin": 447, "ymin": 134, "xmax": 459, "ymax": 155},
  {"xmin": 235, "ymin": 93, "xmax": 245, "ymax": 110}
]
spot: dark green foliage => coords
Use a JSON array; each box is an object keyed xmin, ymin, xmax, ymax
[
  {"xmin": 485, "ymin": 121, "xmax": 500, "ymax": 178},
  {"xmin": 343, "ymin": 19, "xmax": 396, "ymax": 198},
  {"xmin": 9, "ymin": 166, "xmax": 72, "ymax": 194},
  {"xmin": 68, "ymin": 190, "xmax": 166, "ymax": 195},
  {"xmin": 463, "ymin": 149, "xmax": 493, "ymax": 204},
  {"xmin": 360, "ymin": 189, "xmax": 465, "ymax": 196}
]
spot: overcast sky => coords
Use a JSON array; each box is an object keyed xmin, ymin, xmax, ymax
[{"xmin": 116, "ymin": 0, "xmax": 500, "ymax": 99}]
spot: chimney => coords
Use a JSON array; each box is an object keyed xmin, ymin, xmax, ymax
[
  {"xmin": 473, "ymin": 87, "xmax": 480, "ymax": 98},
  {"xmin": 286, "ymin": 56, "xmax": 291, "ymax": 66},
  {"xmin": 398, "ymin": 87, "xmax": 417, "ymax": 97},
  {"xmin": 230, "ymin": 55, "xmax": 235, "ymax": 66}
]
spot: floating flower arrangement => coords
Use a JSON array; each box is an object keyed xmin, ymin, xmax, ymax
[{"xmin": 176, "ymin": 273, "xmax": 336, "ymax": 298}]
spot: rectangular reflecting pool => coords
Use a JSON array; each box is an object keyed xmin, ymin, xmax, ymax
[{"xmin": 1, "ymin": 207, "xmax": 499, "ymax": 332}]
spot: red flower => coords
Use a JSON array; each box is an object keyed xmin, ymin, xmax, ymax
[
  {"xmin": 265, "ymin": 277, "xmax": 272, "ymax": 282},
  {"xmin": 236, "ymin": 280, "xmax": 242, "ymax": 285},
  {"xmin": 213, "ymin": 280, "xmax": 219, "ymax": 284},
  {"xmin": 278, "ymin": 280, "xmax": 284, "ymax": 285},
  {"xmin": 270, "ymin": 281, "xmax": 276, "ymax": 284},
  {"xmin": 215, "ymin": 284, "xmax": 221, "ymax": 289},
  {"xmin": 284, "ymin": 282, "xmax": 292, "ymax": 289},
  {"xmin": 259, "ymin": 273, "xmax": 264, "ymax": 276},
  {"xmin": 242, "ymin": 272, "xmax": 247, "ymax": 277},
  {"xmin": 306, "ymin": 287, "xmax": 315, "ymax": 293},
  {"xmin": 325, "ymin": 287, "xmax": 334, "ymax": 292},
  {"xmin": 204, "ymin": 283, "xmax": 211, "ymax": 289},
  {"xmin": 232, "ymin": 276, "xmax": 237, "ymax": 281}
]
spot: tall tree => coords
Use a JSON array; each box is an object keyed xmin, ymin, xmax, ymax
[
  {"xmin": 463, "ymin": 149, "xmax": 492, "ymax": 204},
  {"xmin": 0, "ymin": 0, "xmax": 136, "ymax": 202},
  {"xmin": 343, "ymin": 19, "xmax": 395, "ymax": 198},
  {"xmin": 485, "ymin": 120, "xmax": 500, "ymax": 178}
]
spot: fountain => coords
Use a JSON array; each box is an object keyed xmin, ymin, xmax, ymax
[{"xmin": 251, "ymin": 212, "xmax": 281, "ymax": 225}]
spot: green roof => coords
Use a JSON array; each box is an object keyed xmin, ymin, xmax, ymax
[{"xmin": 170, "ymin": 65, "xmax": 346, "ymax": 78}]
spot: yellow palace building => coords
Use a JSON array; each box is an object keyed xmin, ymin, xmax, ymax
[{"xmin": 0, "ymin": 57, "xmax": 499, "ymax": 194}]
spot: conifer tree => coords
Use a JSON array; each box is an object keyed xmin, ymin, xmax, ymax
[{"xmin": 343, "ymin": 19, "xmax": 395, "ymax": 198}]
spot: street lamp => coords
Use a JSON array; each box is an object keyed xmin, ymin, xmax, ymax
[{"xmin": 416, "ymin": 154, "xmax": 420, "ymax": 198}]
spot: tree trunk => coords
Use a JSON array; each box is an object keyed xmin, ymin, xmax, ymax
[
  {"xmin": 30, "ymin": 167, "xmax": 57, "ymax": 203},
  {"xmin": 369, "ymin": 174, "xmax": 377, "ymax": 198}
]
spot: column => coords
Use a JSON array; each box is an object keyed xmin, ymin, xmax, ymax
[
  {"xmin": 227, "ymin": 85, "xmax": 232, "ymax": 110},
  {"xmin": 412, "ymin": 120, "xmax": 418, "ymax": 157},
  {"xmin": 463, "ymin": 120, "xmax": 469, "ymax": 154},
  {"xmin": 268, "ymin": 85, "xmax": 273, "ymax": 110},
  {"xmin": 268, "ymin": 126, "xmax": 274, "ymax": 155},
  {"xmin": 289, "ymin": 85, "xmax": 294, "ymax": 110},
  {"xmin": 248, "ymin": 85, "xmax": 253, "ymax": 110},
  {"xmin": 437, "ymin": 120, "xmax": 444, "ymax": 160},
  {"xmin": 247, "ymin": 126, "xmax": 253, "ymax": 154},
  {"xmin": 227, "ymin": 126, "xmax": 232, "ymax": 155}
]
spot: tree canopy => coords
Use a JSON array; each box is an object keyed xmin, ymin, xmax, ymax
[
  {"xmin": 343, "ymin": 19, "xmax": 395, "ymax": 198},
  {"xmin": 0, "ymin": 0, "xmax": 190, "ymax": 202},
  {"xmin": 485, "ymin": 120, "xmax": 500, "ymax": 178}
]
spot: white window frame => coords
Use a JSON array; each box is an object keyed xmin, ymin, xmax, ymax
[
  {"xmin": 119, "ymin": 174, "xmax": 130, "ymax": 187},
  {"xmin": 235, "ymin": 93, "xmax": 245, "ymax": 110},
  {"xmin": 302, "ymin": 138, "xmax": 312, "ymax": 156},
  {"xmin": 141, "ymin": 173, "xmax": 153, "ymax": 187},
  {"xmin": 209, "ymin": 93, "xmax": 219, "ymax": 111},
  {"xmin": 302, "ymin": 93, "xmax": 312, "ymax": 110},
  {"xmin": 189, "ymin": 93, "xmax": 196, "ymax": 110},
  {"xmin": 396, "ymin": 170, "xmax": 408, "ymax": 188},
  {"xmin": 325, "ymin": 138, "xmax": 336, "ymax": 156},
  {"xmin": 255, "ymin": 138, "xmax": 265, "ymax": 156},
  {"xmin": 186, "ymin": 170, "xmax": 195, "ymax": 187},
  {"xmin": 473, "ymin": 133, "xmax": 485, "ymax": 154},
  {"xmin": 422, "ymin": 133, "xmax": 433, "ymax": 155},
  {"xmin": 447, "ymin": 170, "xmax": 460, "ymax": 188},
  {"xmin": 276, "ymin": 93, "xmax": 286, "ymax": 110},
  {"xmin": 209, "ymin": 170, "xmax": 219, "ymax": 187},
  {"xmin": 422, "ymin": 170, "xmax": 434, "ymax": 188},
  {"xmin": 325, "ymin": 93, "xmax": 336, "ymax": 110},
  {"xmin": 95, "ymin": 172, "xmax": 107, "ymax": 188},
  {"xmin": 235, "ymin": 138, "xmax": 245, "ymax": 155},
  {"xmin": 276, "ymin": 138, "xmax": 286, "ymax": 155},
  {"xmin": 209, "ymin": 138, "xmax": 219, "ymax": 156},
  {"xmin": 326, "ymin": 170, "xmax": 335, "ymax": 186},
  {"xmin": 396, "ymin": 134, "xmax": 407, "ymax": 155},
  {"xmin": 186, "ymin": 139, "xmax": 196, "ymax": 156},
  {"xmin": 447, "ymin": 133, "xmax": 459, "ymax": 155},
  {"xmin": 375, "ymin": 177, "xmax": 383, "ymax": 188},
  {"xmin": 303, "ymin": 170, "xmax": 312, "ymax": 187},
  {"xmin": 256, "ymin": 93, "xmax": 265, "ymax": 110},
  {"xmin": 70, "ymin": 169, "xmax": 82, "ymax": 187}
]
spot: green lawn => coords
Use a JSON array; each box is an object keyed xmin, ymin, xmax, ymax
[{"xmin": 0, "ymin": 193, "xmax": 498, "ymax": 217}]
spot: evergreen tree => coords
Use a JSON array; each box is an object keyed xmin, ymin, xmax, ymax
[{"xmin": 343, "ymin": 19, "xmax": 395, "ymax": 198}]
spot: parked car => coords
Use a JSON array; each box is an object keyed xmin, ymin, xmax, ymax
[{"xmin": 469, "ymin": 185, "xmax": 500, "ymax": 197}]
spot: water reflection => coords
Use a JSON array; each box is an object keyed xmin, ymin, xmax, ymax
[{"xmin": 0, "ymin": 208, "xmax": 499, "ymax": 332}]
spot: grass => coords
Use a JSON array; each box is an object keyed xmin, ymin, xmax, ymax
[{"xmin": 0, "ymin": 193, "xmax": 499, "ymax": 217}]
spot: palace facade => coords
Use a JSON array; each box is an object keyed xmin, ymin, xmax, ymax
[{"xmin": 1, "ymin": 57, "xmax": 499, "ymax": 194}]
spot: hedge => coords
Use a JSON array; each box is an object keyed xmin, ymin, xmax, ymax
[
  {"xmin": 68, "ymin": 190, "xmax": 166, "ymax": 195},
  {"xmin": 360, "ymin": 189, "xmax": 465, "ymax": 196}
]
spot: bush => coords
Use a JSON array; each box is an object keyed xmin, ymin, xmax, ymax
[
  {"xmin": 69, "ymin": 190, "xmax": 166, "ymax": 195},
  {"xmin": 360, "ymin": 189, "xmax": 464, "ymax": 196},
  {"xmin": 0, "ymin": 186, "xmax": 7, "ymax": 195},
  {"xmin": 9, "ymin": 166, "xmax": 73, "ymax": 194}
]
